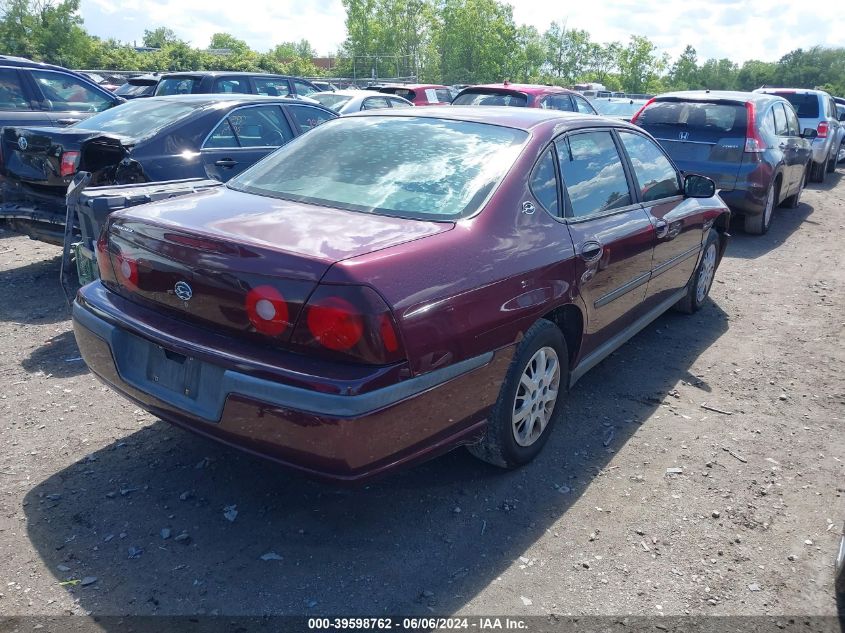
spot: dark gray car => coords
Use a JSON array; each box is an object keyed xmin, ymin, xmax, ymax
[{"xmin": 632, "ymin": 90, "xmax": 813, "ymax": 235}]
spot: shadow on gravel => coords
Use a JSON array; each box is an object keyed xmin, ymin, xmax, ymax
[
  {"xmin": 23, "ymin": 301, "xmax": 729, "ymax": 617},
  {"xmin": 0, "ymin": 254, "xmax": 71, "ymax": 325},
  {"xmin": 21, "ymin": 330, "xmax": 87, "ymax": 378},
  {"xmin": 724, "ymin": 197, "xmax": 815, "ymax": 260},
  {"xmin": 807, "ymin": 170, "xmax": 842, "ymax": 193}
]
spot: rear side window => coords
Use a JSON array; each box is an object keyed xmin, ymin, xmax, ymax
[
  {"xmin": 156, "ymin": 77, "xmax": 199, "ymax": 96},
  {"xmin": 529, "ymin": 149, "xmax": 559, "ymax": 216},
  {"xmin": 285, "ymin": 104, "xmax": 334, "ymax": 132},
  {"xmin": 539, "ymin": 94, "xmax": 574, "ymax": 111},
  {"xmin": 572, "ymin": 95, "xmax": 596, "ymax": 114},
  {"xmin": 637, "ymin": 101, "xmax": 747, "ymax": 136},
  {"xmin": 362, "ymin": 96, "xmax": 390, "ymax": 110},
  {"xmin": 253, "ymin": 78, "xmax": 291, "ymax": 97},
  {"xmin": 557, "ymin": 131, "xmax": 631, "ymax": 218},
  {"xmin": 784, "ymin": 106, "xmax": 800, "ymax": 136},
  {"xmin": 617, "ymin": 131, "xmax": 681, "ymax": 202},
  {"xmin": 434, "ymin": 89, "xmax": 452, "ymax": 103},
  {"xmin": 452, "ymin": 91, "xmax": 528, "ymax": 107},
  {"xmin": 31, "ymin": 70, "xmax": 112, "ymax": 112},
  {"xmin": 293, "ymin": 79, "xmax": 318, "ymax": 97},
  {"xmin": 773, "ymin": 93, "xmax": 819, "ymax": 118},
  {"xmin": 772, "ymin": 103, "xmax": 789, "ymax": 136},
  {"xmin": 213, "ymin": 78, "xmax": 249, "ymax": 94},
  {"xmin": 387, "ymin": 97, "xmax": 412, "ymax": 108},
  {"xmin": 0, "ymin": 68, "xmax": 29, "ymax": 109}
]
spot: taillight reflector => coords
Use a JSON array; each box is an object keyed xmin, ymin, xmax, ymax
[
  {"xmin": 817, "ymin": 121, "xmax": 829, "ymax": 138},
  {"xmin": 245, "ymin": 285, "xmax": 290, "ymax": 336},
  {"xmin": 306, "ymin": 296, "xmax": 364, "ymax": 351},
  {"xmin": 60, "ymin": 151, "xmax": 80, "ymax": 177}
]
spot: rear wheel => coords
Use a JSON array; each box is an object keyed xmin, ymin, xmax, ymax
[
  {"xmin": 467, "ymin": 319, "xmax": 567, "ymax": 468},
  {"xmin": 827, "ymin": 150, "xmax": 837, "ymax": 173},
  {"xmin": 744, "ymin": 182, "xmax": 775, "ymax": 235},
  {"xmin": 781, "ymin": 167, "xmax": 807, "ymax": 209},
  {"xmin": 810, "ymin": 159, "xmax": 826, "ymax": 183},
  {"xmin": 675, "ymin": 229, "xmax": 719, "ymax": 314}
]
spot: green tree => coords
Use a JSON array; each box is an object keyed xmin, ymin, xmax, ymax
[
  {"xmin": 668, "ymin": 45, "xmax": 698, "ymax": 90},
  {"xmin": 271, "ymin": 39, "xmax": 317, "ymax": 60},
  {"xmin": 736, "ymin": 59, "xmax": 776, "ymax": 90},
  {"xmin": 208, "ymin": 32, "xmax": 249, "ymax": 54},
  {"xmin": 543, "ymin": 22, "xmax": 592, "ymax": 84},
  {"xmin": 617, "ymin": 35, "xmax": 667, "ymax": 93},
  {"xmin": 698, "ymin": 58, "xmax": 738, "ymax": 90},
  {"xmin": 143, "ymin": 26, "xmax": 180, "ymax": 48}
]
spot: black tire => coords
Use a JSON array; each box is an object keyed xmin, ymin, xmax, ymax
[
  {"xmin": 743, "ymin": 181, "xmax": 775, "ymax": 235},
  {"xmin": 836, "ymin": 525, "xmax": 845, "ymax": 595},
  {"xmin": 781, "ymin": 167, "xmax": 807, "ymax": 209},
  {"xmin": 810, "ymin": 159, "xmax": 826, "ymax": 183},
  {"xmin": 674, "ymin": 229, "xmax": 720, "ymax": 314},
  {"xmin": 826, "ymin": 151, "xmax": 836, "ymax": 173},
  {"xmin": 467, "ymin": 319, "xmax": 568, "ymax": 468}
]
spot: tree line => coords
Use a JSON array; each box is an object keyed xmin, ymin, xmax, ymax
[{"xmin": 2, "ymin": 0, "xmax": 845, "ymax": 96}]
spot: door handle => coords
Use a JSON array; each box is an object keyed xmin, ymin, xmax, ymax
[
  {"xmin": 57, "ymin": 118, "xmax": 81, "ymax": 126},
  {"xmin": 653, "ymin": 219, "xmax": 669, "ymax": 238},
  {"xmin": 579, "ymin": 240, "xmax": 603, "ymax": 263},
  {"xmin": 214, "ymin": 158, "xmax": 238, "ymax": 167}
]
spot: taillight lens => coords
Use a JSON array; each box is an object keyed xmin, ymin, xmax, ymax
[
  {"xmin": 115, "ymin": 252, "xmax": 139, "ymax": 289},
  {"xmin": 817, "ymin": 121, "xmax": 829, "ymax": 138},
  {"xmin": 744, "ymin": 102, "xmax": 764, "ymax": 154},
  {"xmin": 292, "ymin": 285, "xmax": 404, "ymax": 364},
  {"xmin": 629, "ymin": 97, "xmax": 655, "ymax": 125},
  {"xmin": 245, "ymin": 285, "xmax": 290, "ymax": 336},
  {"xmin": 95, "ymin": 231, "xmax": 117, "ymax": 285},
  {"xmin": 60, "ymin": 151, "xmax": 80, "ymax": 177}
]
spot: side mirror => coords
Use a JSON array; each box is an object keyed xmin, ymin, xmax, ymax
[
  {"xmin": 801, "ymin": 128, "xmax": 818, "ymax": 139},
  {"xmin": 684, "ymin": 173, "xmax": 716, "ymax": 198}
]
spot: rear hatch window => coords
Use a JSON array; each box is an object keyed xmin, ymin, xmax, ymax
[
  {"xmin": 452, "ymin": 90, "xmax": 528, "ymax": 107},
  {"xmin": 770, "ymin": 92, "xmax": 819, "ymax": 118},
  {"xmin": 156, "ymin": 77, "xmax": 200, "ymax": 96},
  {"xmin": 637, "ymin": 100, "xmax": 748, "ymax": 189},
  {"xmin": 384, "ymin": 88, "xmax": 416, "ymax": 102},
  {"xmin": 115, "ymin": 82, "xmax": 156, "ymax": 97}
]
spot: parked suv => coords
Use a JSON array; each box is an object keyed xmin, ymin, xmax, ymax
[
  {"xmin": 754, "ymin": 88, "xmax": 843, "ymax": 182},
  {"xmin": 451, "ymin": 83, "xmax": 598, "ymax": 114},
  {"xmin": 632, "ymin": 91, "xmax": 813, "ymax": 234},
  {"xmin": 0, "ymin": 55, "xmax": 123, "ymax": 128},
  {"xmin": 154, "ymin": 72, "xmax": 320, "ymax": 99}
]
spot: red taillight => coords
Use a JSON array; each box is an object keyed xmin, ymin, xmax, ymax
[
  {"xmin": 60, "ymin": 151, "xmax": 80, "ymax": 177},
  {"xmin": 115, "ymin": 252, "xmax": 139, "ymax": 289},
  {"xmin": 629, "ymin": 97, "xmax": 655, "ymax": 125},
  {"xmin": 292, "ymin": 285, "xmax": 404, "ymax": 364},
  {"xmin": 306, "ymin": 296, "xmax": 364, "ymax": 351},
  {"xmin": 817, "ymin": 121, "xmax": 829, "ymax": 139},
  {"xmin": 744, "ymin": 102, "xmax": 764, "ymax": 154},
  {"xmin": 245, "ymin": 285, "xmax": 290, "ymax": 336},
  {"xmin": 95, "ymin": 231, "xmax": 117, "ymax": 284}
]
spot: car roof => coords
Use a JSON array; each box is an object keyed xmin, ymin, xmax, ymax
[
  {"xmin": 134, "ymin": 94, "xmax": 320, "ymax": 107},
  {"xmin": 158, "ymin": 71, "xmax": 295, "ymax": 79},
  {"xmin": 460, "ymin": 83, "xmax": 579, "ymax": 97},
  {"xmin": 755, "ymin": 87, "xmax": 831, "ymax": 97},
  {"xmin": 345, "ymin": 104, "xmax": 622, "ymax": 131},
  {"xmin": 376, "ymin": 83, "xmax": 448, "ymax": 90},
  {"xmin": 318, "ymin": 89, "xmax": 383, "ymax": 97},
  {"xmin": 653, "ymin": 90, "xmax": 781, "ymax": 105}
]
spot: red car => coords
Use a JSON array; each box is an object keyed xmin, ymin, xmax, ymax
[
  {"xmin": 73, "ymin": 108, "xmax": 730, "ymax": 482},
  {"xmin": 368, "ymin": 83, "xmax": 452, "ymax": 106},
  {"xmin": 452, "ymin": 82, "xmax": 598, "ymax": 114}
]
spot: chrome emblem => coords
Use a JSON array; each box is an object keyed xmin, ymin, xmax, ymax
[
  {"xmin": 174, "ymin": 281, "xmax": 193, "ymax": 301},
  {"xmin": 521, "ymin": 201, "xmax": 536, "ymax": 215},
  {"xmin": 679, "ymin": 131, "xmax": 689, "ymax": 141},
  {"xmin": 17, "ymin": 136, "xmax": 27, "ymax": 150}
]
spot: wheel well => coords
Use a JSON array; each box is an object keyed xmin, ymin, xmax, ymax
[
  {"xmin": 712, "ymin": 211, "xmax": 730, "ymax": 259},
  {"xmin": 541, "ymin": 304, "xmax": 583, "ymax": 366}
]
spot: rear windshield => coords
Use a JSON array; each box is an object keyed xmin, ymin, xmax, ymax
[
  {"xmin": 312, "ymin": 93, "xmax": 352, "ymax": 112},
  {"xmin": 638, "ymin": 101, "xmax": 747, "ymax": 135},
  {"xmin": 155, "ymin": 77, "xmax": 200, "ymax": 96},
  {"xmin": 115, "ymin": 82, "xmax": 156, "ymax": 97},
  {"xmin": 383, "ymin": 88, "xmax": 416, "ymax": 101},
  {"xmin": 452, "ymin": 91, "xmax": 528, "ymax": 107},
  {"xmin": 228, "ymin": 117, "xmax": 528, "ymax": 221},
  {"xmin": 771, "ymin": 93, "xmax": 819, "ymax": 118},
  {"xmin": 593, "ymin": 100, "xmax": 645, "ymax": 117},
  {"xmin": 72, "ymin": 98, "xmax": 197, "ymax": 139}
]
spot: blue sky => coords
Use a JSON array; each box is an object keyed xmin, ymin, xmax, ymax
[{"xmin": 80, "ymin": 0, "xmax": 842, "ymax": 63}]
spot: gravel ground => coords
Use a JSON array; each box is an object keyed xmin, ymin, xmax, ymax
[{"xmin": 0, "ymin": 173, "xmax": 842, "ymax": 621}]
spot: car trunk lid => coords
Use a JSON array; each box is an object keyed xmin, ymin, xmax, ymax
[{"xmin": 103, "ymin": 187, "xmax": 454, "ymax": 343}]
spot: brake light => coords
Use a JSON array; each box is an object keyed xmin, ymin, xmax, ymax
[
  {"xmin": 629, "ymin": 97, "xmax": 655, "ymax": 125},
  {"xmin": 115, "ymin": 252, "xmax": 139, "ymax": 289},
  {"xmin": 292, "ymin": 285, "xmax": 404, "ymax": 364},
  {"xmin": 60, "ymin": 151, "xmax": 80, "ymax": 177},
  {"xmin": 245, "ymin": 285, "xmax": 290, "ymax": 336},
  {"xmin": 817, "ymin": 121, "xmax": 829, "ymax": 139},
  {"xmin": 95, "ymin": 231, "xmax": 117, "ymax": 285},
  {"xmin": 744, "ymin": 102, "xmax": 764, "ymax": 153}
]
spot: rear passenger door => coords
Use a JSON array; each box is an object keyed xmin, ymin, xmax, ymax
[
  {"xmin": 558, "ymin": 129, "xmax": 655, "ymax": 351},
  {"xmin": 0, "ymin": 67, "xmax": 51, "ymax": 127},
  {"xmin": 201, "ymin": 104, "xmax": 296, "ymax": 181},
  {"xmin": 771, "ymin": 102, "xmax": 802, "ymax": 194},
  {"xmin": 283, "ymin": 103, "xmax": 335, "ymax": 133},
  {"xmin": 617, "ymin": 130, "xmax": 702, "ymax": 308}
]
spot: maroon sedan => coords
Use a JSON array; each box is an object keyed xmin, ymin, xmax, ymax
[
  {"xmin": 72, "ymin": 108, "xmax": 730, "ymax": 482},
  {"xmin": 452, "ymin": 82, "xmax": 598, "ymax": 115}
]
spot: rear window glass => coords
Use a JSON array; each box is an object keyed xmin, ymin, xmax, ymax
[
  {"xmin": 452, "ymin": 91, "xmax": 528, "ymax": 107},
  {"xmin": 638, "ymin": 101, "xmax": 747, "ymax": 135},
  {"xmin": 228, "ymin": 117, "xmax": 528, "ymax": 221},
  {"xmin": 115, "ymin": 82, "xmax": 156, "ymax": 97},
  {"xmin": 72, "ymin": 98, "xmax": 197, "ymax": 139},
  {"xmin": 772, "ymin": 93, "xmax": 820, "ymax": 118},
  {"xmin": 155, "ymin": 77, "xmax": 200, "ymax": 96},
  {"xmin": 312, "ymin": 93, "xmax": 352, "ymax": 112},
  {"xmin": 593, "ymin": 100, "xmax": 644, "ymax": 117},
  {"xmin": 385, "ymin": 88, "xmax": 416, "ymax": 101}
]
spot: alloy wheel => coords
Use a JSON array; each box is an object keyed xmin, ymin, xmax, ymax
[
  {"xmin": 696, "ymin": 242, "xmax": 717, "ymax": 304},
  {"xmin": 512, "ymin": 346, "xmax": 561, "ymax": 447}
]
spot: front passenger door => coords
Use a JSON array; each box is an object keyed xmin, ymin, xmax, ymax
[{"xmin": 558, "ymin": 129, "xmax": 655, "ymax": 355}]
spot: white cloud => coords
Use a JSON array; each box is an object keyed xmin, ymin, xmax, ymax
[{"xmin": 81, "ymin": 0, "xmax": 845, "ymax": 63}]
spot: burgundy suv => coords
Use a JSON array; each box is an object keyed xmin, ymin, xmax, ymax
[{"xmin": 73, "ymin": 108, "xmax": 730, "ymax": 482}]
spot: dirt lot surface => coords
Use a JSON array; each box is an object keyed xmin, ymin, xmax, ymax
[{"xmin": 0, "ymin": 174, "xmax": 842, "ymax": 623}]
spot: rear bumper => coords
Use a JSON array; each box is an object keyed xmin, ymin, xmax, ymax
[
  {"xmin": 717, "ymin": 187, "xmax": 768, "ymax": 216},
  {"xmin": 810, "ymin": 137, "xmax": 833, "ymax": 164},
  {"xmin": 72, "ymin": 283, "xmax": 511, "ymax": 483}
]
